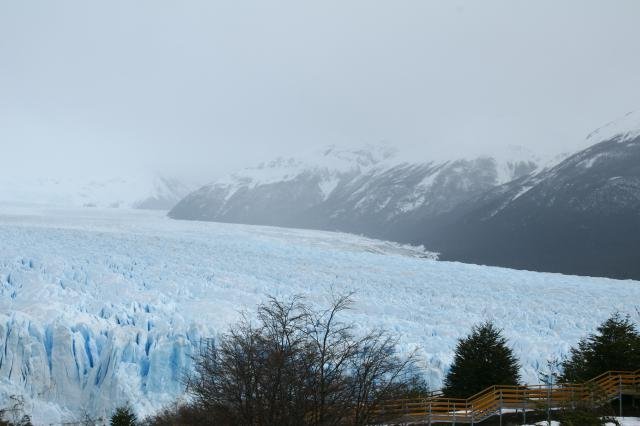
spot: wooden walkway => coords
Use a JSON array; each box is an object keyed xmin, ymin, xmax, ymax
[{"xmin": 373, "ymin": 370, "xmax": 640, "ymax": 424}]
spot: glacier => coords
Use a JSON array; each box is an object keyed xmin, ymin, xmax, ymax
[{"xmin": 1, "ymin": 205, "xmax": 639, "ymax": 424}]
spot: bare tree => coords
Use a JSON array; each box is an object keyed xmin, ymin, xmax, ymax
[
  {"xmin": 187, "ymin": 297, "xmax": 315, "ymax": 425},
  {"xmin": 303, "ymin": 293, "xmax": 359, "ymax": 425},
  {"xmin": 183, "ymin": 293, "xmax": 421, "ymax": 426},
  {"xmin": 349, "ymin": 331, "xmax": 418, "ymax": 425}
]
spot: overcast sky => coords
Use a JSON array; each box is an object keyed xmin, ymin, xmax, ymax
[{"xmin": 1, "ymin": 0, "xmax": 640, "ymax": 180}]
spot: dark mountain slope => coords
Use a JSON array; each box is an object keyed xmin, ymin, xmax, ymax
[{"xmin": 420, "ymin": 134, "xmax": 640, "ymax": 280}]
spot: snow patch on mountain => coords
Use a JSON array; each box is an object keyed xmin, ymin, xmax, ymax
[
  {"xmin": 579, "ymin": 152, "xmax": 609, "ymax": 169},
  {"xmin": 488, "ymin": 145, "xmax": 542, "ymax": 185},
  {"xmin": 318, "ymin": 177, "xmax": 341, "ymax": 199},
  {"xmin": 586, "ymin": 110, "xmax": 640, "ymax": 145}
]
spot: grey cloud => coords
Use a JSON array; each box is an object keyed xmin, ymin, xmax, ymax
[{"xmin": 1, "ymin": 0, "xmax": 639, "ymax": 179}]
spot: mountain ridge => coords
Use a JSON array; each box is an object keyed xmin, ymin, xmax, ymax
[{"xmin": 168, "ymin": 144, "xmax": 539, "ymax": 242}]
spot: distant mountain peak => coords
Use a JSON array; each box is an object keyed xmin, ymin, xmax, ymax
[
  {"xmin": 213, "ymin": 143, "xmax": 401, "ymax": 190},
  {"xmin": 303, "ymin": 142, "xmax": 400, "ymax": 172},
  {"xmin": 586, "ymin": 110, "xmax": 640, "ymax": 144},
  {"xmin": 318, "ymin": 142, "xmax": 398, "ymax": 163}
]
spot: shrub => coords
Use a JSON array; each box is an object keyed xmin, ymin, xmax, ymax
[
  {"xmin": 557, "ymin": 402, "xmax": 619, "ymax": 426},
  {"xmin": 143, "ymin": 404, "xmax": 210, "ymax": 426}
]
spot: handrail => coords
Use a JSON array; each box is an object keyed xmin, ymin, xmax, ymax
[{"xmin": 373, "ymin": 369, "xmax": 640, "ymax": 424}]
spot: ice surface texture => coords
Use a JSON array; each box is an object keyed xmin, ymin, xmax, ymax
[{"xmin": 0, "ymin": 206, "xmax": 638, "ymax": 423}]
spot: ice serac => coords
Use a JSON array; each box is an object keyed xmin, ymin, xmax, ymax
[
  {"xmin": 1, "ymin": 207, "xmax": 639, "ymax": 423},
  {"xmin": 0, "ymin": 299, "xmax": 200, "ymax": 423},
  {"xmin": 168, "ymin": 143, "xmax": 539, "ymax": 242}
]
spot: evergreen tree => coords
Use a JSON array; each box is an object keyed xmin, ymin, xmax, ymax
[
  {"xmin": 443, "ymin": 322, "xmax": 520, "ymax": 398},
  {"xmin": 110, "ymin": 405, "xmax": 137, "ymax": 426},
  {"xmin": 561, "ymin": 314, "xmax": 640, "ymax": 382}
]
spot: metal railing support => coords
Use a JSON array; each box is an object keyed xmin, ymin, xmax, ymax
[
  {"xmin": 619, "ymin": 375, "xmax": 623, "ymax": 418},
  {"xmin": 523, "ymin": 388, "xmax": 527, "ymax": 425},
  {"xmin": 547, "ymin": 381, "xmax": 552, "ymax": 426}
]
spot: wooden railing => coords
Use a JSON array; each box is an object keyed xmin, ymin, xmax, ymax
[{"xmin": 373, "ymin": 370, "xmax": 640, "ymax": 424}]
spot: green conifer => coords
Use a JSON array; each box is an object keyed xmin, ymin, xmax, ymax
[
  {"xmin": 561, "ymin": 314, "xmax": 640, "ymax": 382},
  {"xmin": 443, "ymin": 322, "xmax": 520, "ymax": 398},
  {"xmin": 110, "ymin": 405, "xmax": 137, "ymax": 426}
]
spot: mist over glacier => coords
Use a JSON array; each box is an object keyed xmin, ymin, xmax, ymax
[{"xmin": 1, "ymin": 206, "xmax": 639, "ymax": 423}]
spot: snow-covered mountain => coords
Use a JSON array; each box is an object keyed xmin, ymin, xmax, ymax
[
  {"xmin": 420, "ymin": 110, "xmax": 640, "ymax": 280},
  {"xmin": 1, "ymin": 206, "xmax": 639, "ymax": 423},
  {"xmin": 170, "ymin": 111, "xmax": 640, "ymax": 280},
  {"xmin": 169, "ymin": 144, "xmax": 539, "ymax": 241},
  {"xmin": 0, "ymin": 174, "xmax": 195, "ymax": 210}
]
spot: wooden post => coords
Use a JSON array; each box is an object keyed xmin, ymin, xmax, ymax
[
  {"xmin": 428, "ymin": 400, "xmax": 432, "ymax": 426},
  {"xmin": 620, "ymin": 375, "xmax": 623, "ymax": 418},
  {"xmin": 499, "ymin": 390, "xmax": 503, "ymax": 426},
  {"xmin": 423, "ymin": 398, "xmax": 428, "ymax": 426}
]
